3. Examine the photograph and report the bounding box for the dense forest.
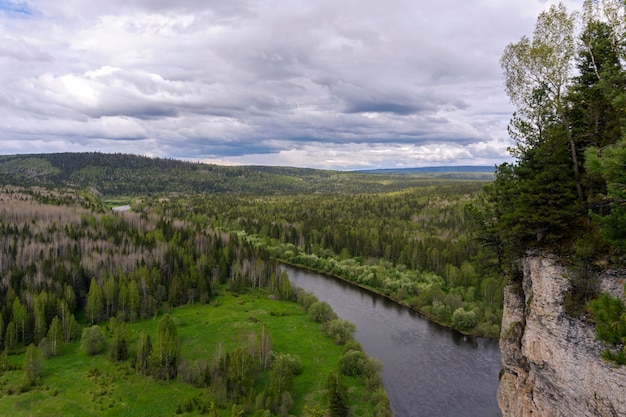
[473,1,626,362]
[0,152,492,196]
[1,4,625,415]
[0,152,503,338]
[139,184,504,337]
[0,186,391,415]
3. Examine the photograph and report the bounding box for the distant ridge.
[0,152,493,196]
[356,165,495,174]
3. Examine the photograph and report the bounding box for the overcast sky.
[0,0,582,170]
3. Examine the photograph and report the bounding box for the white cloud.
[0,0,583,169]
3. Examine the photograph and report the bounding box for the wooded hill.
[0,153,489,196]
[0,153,503,338]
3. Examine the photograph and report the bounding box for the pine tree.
[86,278,103,324]
[326,371,349,417]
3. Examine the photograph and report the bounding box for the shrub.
[587,293,626,345]
[81,325,106,356]
[323,319,356,345]
[296,290,319,311]
[452,308,478,331]
[338,350,369,377]
[308,301,337,323]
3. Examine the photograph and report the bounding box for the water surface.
[282,265,502,417]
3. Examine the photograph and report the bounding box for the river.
[281,265,502,417]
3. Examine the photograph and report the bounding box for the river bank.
[283,265,502,417]
[278,258,499,339]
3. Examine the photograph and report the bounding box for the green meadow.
[0,289,377,416]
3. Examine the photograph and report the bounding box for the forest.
[473,0,626,362]
[1,3,626,415]
[137,183,504,338]
[0,155,504,416]
[0,152,491,196]
[0,186,391,416]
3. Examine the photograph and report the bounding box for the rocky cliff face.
[498,255,626,417]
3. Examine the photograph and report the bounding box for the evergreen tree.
[585,139,626,251]
[86,278,103,324]
[481,1,626,268]
[110,322,129,362]
[326,371,349,417]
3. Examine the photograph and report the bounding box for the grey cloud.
[0,0,582,169]
[0,38,53,61]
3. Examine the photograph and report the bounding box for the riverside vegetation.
[0,186,390,416]
[0,154,503,415]
[0,154,503,339]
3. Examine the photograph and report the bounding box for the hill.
[0,153,492,196]
[356,165,495,173]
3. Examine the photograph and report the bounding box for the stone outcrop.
[498,255,626,417]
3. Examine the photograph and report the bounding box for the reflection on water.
[282,265,502,417]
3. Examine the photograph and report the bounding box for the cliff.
[498,255,626,417]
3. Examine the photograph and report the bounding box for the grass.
[0,288,376,416]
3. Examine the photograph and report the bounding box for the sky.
[0,0,583,170]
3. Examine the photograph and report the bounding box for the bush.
[323,319,356,345]
[308,301,337,323]
[588,293,626,345]
[338,350,369,377]
[81,325,106,356]
[452,308,478,331]
[296,289,318,311]
[23,344,43,389]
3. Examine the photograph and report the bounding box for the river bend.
[282,265,502,417]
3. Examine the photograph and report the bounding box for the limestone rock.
[498,255,626,417]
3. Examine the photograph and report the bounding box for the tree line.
[0,185,392,415]
[0,152,481,196]
[138,183,504,338]
[472,1,626,362]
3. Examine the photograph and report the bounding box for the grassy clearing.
[0,289,376,416]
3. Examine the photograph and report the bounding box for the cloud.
[0,0,583,169]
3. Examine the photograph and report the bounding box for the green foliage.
[0,181,389,415]
[22,343,43,389]
[47,316,63,357]
[81,325,106,356]
[323,319,356,345]
[338,350,369,377]
[0,152,489,196]
[326,371,350,417]
[479,1,626,285]
[135,331,152,374]
[5,322,17,353]
[308,302,337,323]
[585,139,626,251]
[151,314,179,380]
[110,322,130,362]
[265,353,302,414]
[452,308,478,331]
[601,347,626,365]
[587,293,626,345]
[86,278,103,325]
